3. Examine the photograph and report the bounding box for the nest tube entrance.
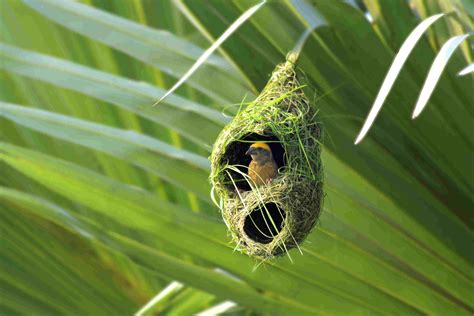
[243,203,286,244]
[209,56,323,260]
[222,179,323,259]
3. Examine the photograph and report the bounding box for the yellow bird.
[245,142,278,186]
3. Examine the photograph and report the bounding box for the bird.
[245,142,278,187]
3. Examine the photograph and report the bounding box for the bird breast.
[248,159,278,186]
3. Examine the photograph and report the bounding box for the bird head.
[245,142,273,163]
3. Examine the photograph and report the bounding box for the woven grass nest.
[210,55,323,260]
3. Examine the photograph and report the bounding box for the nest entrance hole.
[222,133,285,191]
[243,203,286,244]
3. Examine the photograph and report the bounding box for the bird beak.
[245,148,256,156]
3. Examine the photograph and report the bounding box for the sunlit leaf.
[412,33,471,118]
[354,13,445,144]
[458,62,474,76]
[156,1,265,104]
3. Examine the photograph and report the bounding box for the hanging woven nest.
[209,54,323,260]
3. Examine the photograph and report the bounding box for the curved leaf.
[412,34,471,118]
[354,13,444,143]
[157,1,265,104]
[458,63,474,76]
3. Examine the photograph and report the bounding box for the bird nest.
[209,55,323,260]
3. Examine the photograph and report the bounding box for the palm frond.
[1,0,472,314]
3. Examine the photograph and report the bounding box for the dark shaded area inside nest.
[243,203,286,244]
[221,133,285,191]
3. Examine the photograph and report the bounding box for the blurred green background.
[0,0,473,315]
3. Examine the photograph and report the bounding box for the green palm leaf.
[1,0,472,314]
